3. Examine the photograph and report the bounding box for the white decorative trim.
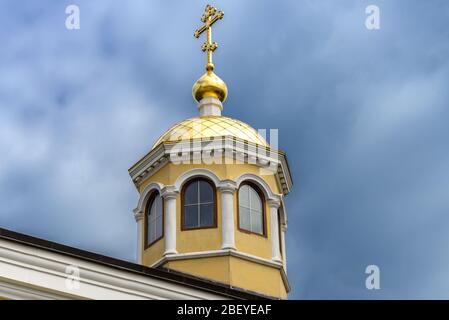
[0,239,230,300]
[278,198,287,272]
[280,225,287,274]
[280,197,288,227]
[269,204,282,264]
[268,198,281,209]
[278,154,293,194]
[217,180,237,193]
[198,97,223,116]
[218,180,237,250]
[136,182,165,213]
[133,208,144,222]
[131,149,169,187]
[133,208,145,264]
[152,249,282,269]
[173,168,221,191]
[134,211,144,265]
[161,185,178,199]
[235,173,281,202]
[128,137,292,196]
[162,188,178,255]
[0,281,74,300]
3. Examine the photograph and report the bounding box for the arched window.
[146,193,163,247]
[182,178,216,230]
[238,182,265,235]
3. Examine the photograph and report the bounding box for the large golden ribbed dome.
[152,116,269,149]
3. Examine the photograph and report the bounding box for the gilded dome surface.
[152,116,269,149]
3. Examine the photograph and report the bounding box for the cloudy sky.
[1,0,449,299]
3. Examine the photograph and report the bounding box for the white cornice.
[128,137,293,196]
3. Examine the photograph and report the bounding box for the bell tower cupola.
[129,4,293,299]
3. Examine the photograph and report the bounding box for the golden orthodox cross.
[194,4,224,72]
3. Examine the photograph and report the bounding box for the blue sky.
[1,0,449,299]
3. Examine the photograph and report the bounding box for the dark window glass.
[184,205,198,228]
[200,180,214,203]
[251,211,263,234]
[146,193,163,246]
[199,203,214,226]
[184,182,198,205]
[238,184,264,235]
[239,206,250,230]
[182,179,215,229]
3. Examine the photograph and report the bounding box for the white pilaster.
[281,223,287,273]
[198,96,223,116]
[218,180,237,250]
[133,208,144,264]
[161,186,178,256]
[268,199,282,263]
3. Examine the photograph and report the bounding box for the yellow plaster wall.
[229,256,287,299]
[165,256,230,284]
[234,200,272,260]
[142,236,165,266]
[163,256,287,299]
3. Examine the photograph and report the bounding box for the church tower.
[129,5,293,299]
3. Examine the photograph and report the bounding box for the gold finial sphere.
[193,4,227,103]
[192,69,228,102]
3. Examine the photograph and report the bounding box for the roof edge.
[0,227,271,300]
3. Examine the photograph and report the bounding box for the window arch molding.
[181,177,217,230]
[174,168,221,192]
[235,173,276,201]
[237,181,267,236]
[136,182,165,214]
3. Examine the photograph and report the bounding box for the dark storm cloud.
[0,0,448,299]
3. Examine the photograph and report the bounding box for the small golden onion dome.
[152,116,268,149]
[192,69,228,102]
